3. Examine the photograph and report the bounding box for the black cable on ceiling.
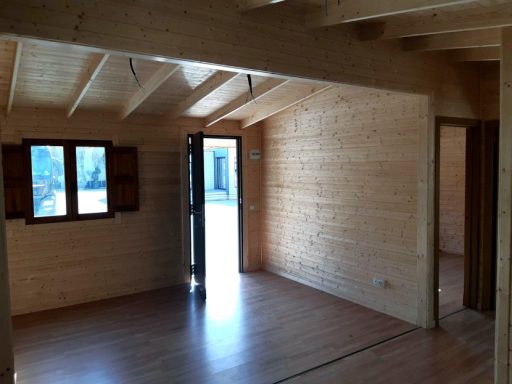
[247,74,255,101]
[129,58,143,89]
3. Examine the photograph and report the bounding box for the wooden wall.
[0,109,183,315]
[439,127,466,255]
[0,0,483,328]
[479,61,500,121]
[438,62,480,119]
[261,86,424,324]
[0,109,261,315]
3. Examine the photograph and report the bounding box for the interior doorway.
[188,134,242,300]
[434,117,499,321]
[438,125,467,318]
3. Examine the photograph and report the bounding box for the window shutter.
[2,145,25,219]
[112,147,139,211]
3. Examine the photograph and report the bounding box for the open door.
[189,132,206,300]
[480,120,499,311]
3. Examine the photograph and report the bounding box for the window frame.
[23,139,114,225]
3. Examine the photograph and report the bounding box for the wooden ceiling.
[0,38,331,128]
[242,0,507,62]
[0,1,506,125]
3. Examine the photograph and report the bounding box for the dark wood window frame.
[23,139,114,225]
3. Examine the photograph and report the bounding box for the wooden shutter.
[112,147,139,211]
[2,145,25,219]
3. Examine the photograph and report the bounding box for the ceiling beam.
[241,84,332,129]
[169,71,239,120]
[6,41,22,116]
[360,2,512,40]
[306,0,476,28]
[206,78,288,127]
[239,0,285,11]
[120,63,180,119]
[402,29,501,51]
[448,46,500,61]
[67,53,109,118]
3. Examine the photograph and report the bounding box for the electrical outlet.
[372,278,386,288]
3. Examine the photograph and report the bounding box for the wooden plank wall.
[261,86,424,324]
[479,61,500,121]
[0,109,184,315]
[437,63,481,119]
[439,126,466,255]
[0,109,261,315]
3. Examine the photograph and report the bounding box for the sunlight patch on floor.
[205,199,240,321]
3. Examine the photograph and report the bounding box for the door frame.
[434,116,481,322]
[203,134,244,274]
[180,123,259,286]
[480,120,499,311]
[188,132,206,299]
[186,134,244,281]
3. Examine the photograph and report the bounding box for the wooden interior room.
[0,1,510,383]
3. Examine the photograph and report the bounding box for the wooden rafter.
[402,29,501,51]
[241,85,332,128]
[6,41,22,116]
[120,63,180,119]
[360,2,512,40]
[306,0,476,28]
[239,0,285,11]
[448,46,499,62]
[169,71,239,120]
[67,53,109,118]
[206,78,288,127]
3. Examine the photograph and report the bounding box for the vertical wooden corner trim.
[495,26,512,384]
[417,95,436,329]
[0,143,15,383]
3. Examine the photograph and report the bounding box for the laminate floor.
[284,309,494,384]
[13,271,414,384]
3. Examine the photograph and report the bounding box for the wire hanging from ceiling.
[129,58,143,89]
[247,74,256,103]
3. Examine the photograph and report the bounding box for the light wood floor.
[12,271,493,384]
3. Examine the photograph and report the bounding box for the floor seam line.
[273,307,470,383]
[272,326,420,383]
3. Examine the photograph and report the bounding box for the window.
[75,146,108,214]
[30,144,67,218]
[24,139,114,224]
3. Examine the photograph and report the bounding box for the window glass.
[30,145,66,217]
[76,146,108,214]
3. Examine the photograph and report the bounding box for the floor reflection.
[204,199,241,321]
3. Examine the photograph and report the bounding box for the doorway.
[437,124,467,318]
[188,133,243,300]
[434,117,499,321]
